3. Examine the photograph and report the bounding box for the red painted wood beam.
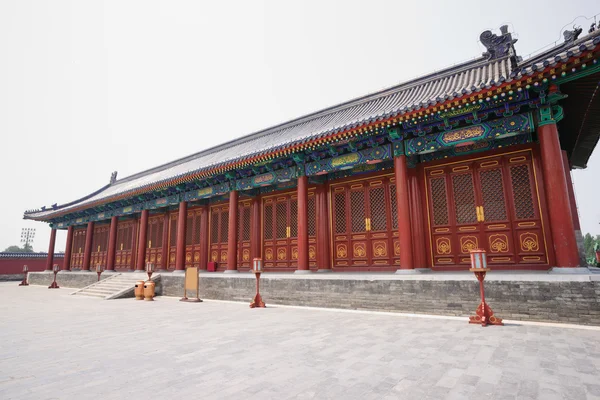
[316,183,331,271]
[297,175,310,272]
[106,216,118,271]
[63,226,74,271]
[175,201,187,271]
[135,210,149,271]
[250,196,261,262]
[45,228,56,271]
[199,206,209,270]
[82,222,94,271]
[226,191,239,273]
[394,156,414,270]
[538,123,579,267]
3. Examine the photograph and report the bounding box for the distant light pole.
[20,228,36,251]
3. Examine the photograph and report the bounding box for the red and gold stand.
[469,268,503,327]
[250,258,265,308]
[48,264,60,289]
[19,265,29,286]
[468,249,502,327]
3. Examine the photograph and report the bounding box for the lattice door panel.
[115,221,136,270]
[425,150,549,268]
[70,228,87,269]
[477,163,516,265]
[331,176,396,270]
[209,206,229,266]
[186,209,204,268]
[168,214,178,269]
[506,155,547,265]
[145,216,164,266]
[237,203,252,268]
[262,195,296,269]
[90,225,110,269]
[368,183,392,266]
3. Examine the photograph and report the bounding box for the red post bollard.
[146,262,155,282]
[19,265,29,286]
[48,264,60,289]
[468,249,502,327]
[96,264,104,282]
[250,258,266,308]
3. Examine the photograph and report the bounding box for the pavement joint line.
[164,296,600,331]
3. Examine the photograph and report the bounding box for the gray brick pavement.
[1,282,599,399]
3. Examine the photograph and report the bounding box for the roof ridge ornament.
[480,25,518,63]
[563,25,583,44]
[110,171,118,184]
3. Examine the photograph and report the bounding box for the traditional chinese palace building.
[25,26,600,274]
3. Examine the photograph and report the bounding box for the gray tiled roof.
[25,30,600,220]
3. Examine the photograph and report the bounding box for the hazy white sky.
[1,0,599,253]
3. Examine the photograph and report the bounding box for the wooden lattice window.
[430,177,449,226]
[186,214,193,246]
[276,202,287,239]
[390,184,398,230]
[170,217,177,247]
[308,196,316,237]
[219,210,228,243]
[334,191,347,234]
[452,174,477,224]
[510,164,535,220]
[241,207,251,241]
[290,199,298,238]
[264,203,273,240]
[193,213,202,245]
[369,187,387,232]
[211,210,219,244]
[480,169,507,222]
[350,191,366,232]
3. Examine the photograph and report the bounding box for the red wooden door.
[145,215,165,266]
[237,201,252,269]
[168,213,177,270]
[209,204,229,267]
[186,209,204,268]
[331,175,397,270]
[425,149,549,268]
[70,228,86,269]
[115,220,136,270]
[90,225,109,269]
[262,192,316,270]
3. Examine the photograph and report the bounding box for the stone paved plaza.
[1,283,600,399]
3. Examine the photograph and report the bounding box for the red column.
[409,168,427,269]
[296,175,310,273]
[561,151,581,231]
[82,221,94,271]
[63,226,74,271]
[199,205,209,270]
[160,213,169,271]
[394,156,414,271]
[136,210,149,271]
[226,191,239,273]
[250,196,261,261]
[316,183,331,271]
[538,122,579,267]
[175,201,187,272]
[106,216,118,271]
[45,228,57,271]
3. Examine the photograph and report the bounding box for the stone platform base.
[29,271,115,288]
[159,271,600,325]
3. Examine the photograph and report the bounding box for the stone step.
[80,289,115,296]
[96,282,137,288]
[74,292,107,298]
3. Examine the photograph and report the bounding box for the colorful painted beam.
[304,144,391,176]
[405,113,534,156]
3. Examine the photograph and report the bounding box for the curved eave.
[25,35,600,222]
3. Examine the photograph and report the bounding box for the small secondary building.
[24,26,600,274]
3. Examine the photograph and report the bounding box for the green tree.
[2,244,34,253]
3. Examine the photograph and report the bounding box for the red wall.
[0,255,64,275]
